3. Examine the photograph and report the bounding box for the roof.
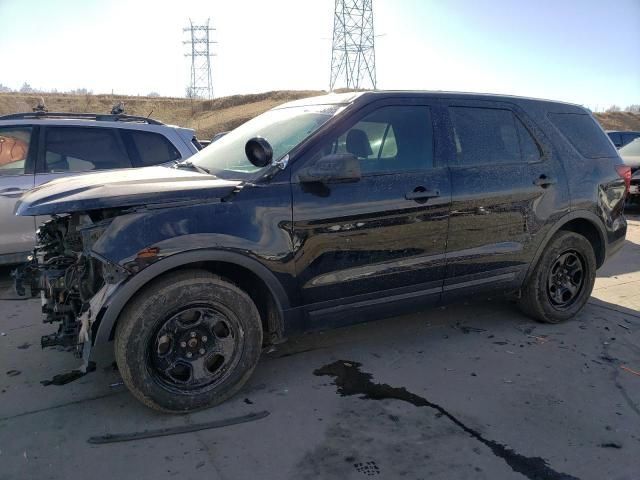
[0,111,164,125]
[274,90,586,113]
[275,92,365,109]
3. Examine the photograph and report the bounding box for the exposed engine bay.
[15,211,128,360]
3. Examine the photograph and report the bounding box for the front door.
[291,100,451,325]
[0,126,36,261]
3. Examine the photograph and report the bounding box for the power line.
[329,0,377,91]
[183,18,216,100]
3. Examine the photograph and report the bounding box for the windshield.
[188,104,345,179]
[620,138,640,156]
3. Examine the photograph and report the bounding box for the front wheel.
[519,231,596,323]
[115,270,263,413]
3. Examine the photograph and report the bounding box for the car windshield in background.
[189,104,345,179]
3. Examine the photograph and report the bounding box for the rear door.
[291,99,451,325]
[442,101,568,299]
[0,125,37,261]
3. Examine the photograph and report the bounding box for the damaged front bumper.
[14,213,130,367]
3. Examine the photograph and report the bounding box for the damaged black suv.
[14,92,628,412]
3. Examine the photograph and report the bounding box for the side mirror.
[298,153,361,184]
[245,137,273,167]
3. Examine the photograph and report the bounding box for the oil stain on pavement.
[314,360,579,480]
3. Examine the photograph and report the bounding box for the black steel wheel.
[149,305,242,394]
[546,250,585,309]
[519,231,596,323]
[115,270,262,412]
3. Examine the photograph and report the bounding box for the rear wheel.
[519,231,596,323]
[115,269,262,412]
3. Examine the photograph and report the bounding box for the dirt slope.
[0,90,326,139]
[1,92,638,139]
[593,112,640,131]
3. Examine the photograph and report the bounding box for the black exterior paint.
[16,91,628,357]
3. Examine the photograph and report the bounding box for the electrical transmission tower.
[329,0,377,91]
[183,18,216,99]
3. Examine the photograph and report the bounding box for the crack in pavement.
[315,360,579,480]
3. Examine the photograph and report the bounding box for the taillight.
[616,165,631,194]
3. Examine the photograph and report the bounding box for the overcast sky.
[0,0,638,110]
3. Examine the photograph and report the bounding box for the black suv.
[15,92,628,412]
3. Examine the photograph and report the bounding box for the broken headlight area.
[14,212,129,358]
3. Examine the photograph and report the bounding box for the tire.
[115,269,263,413]
[519,231,596,323]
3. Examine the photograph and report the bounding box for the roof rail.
[0,111,164,125]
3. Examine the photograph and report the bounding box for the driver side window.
[316,105,433,175]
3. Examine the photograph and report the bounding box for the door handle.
[405,187,440,201]
[533,175,557,188]
[0,187,28,198]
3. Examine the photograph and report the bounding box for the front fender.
[90,249,291,362]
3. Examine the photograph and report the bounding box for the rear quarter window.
[123,130,181,167]
[548,113,617,158]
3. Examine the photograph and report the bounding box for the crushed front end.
[14,212,129,363]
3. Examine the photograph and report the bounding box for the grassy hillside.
[0,91,327,139]
[1,91,638,139]
[594,112,640,131]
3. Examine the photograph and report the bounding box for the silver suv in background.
[0,110,200,265]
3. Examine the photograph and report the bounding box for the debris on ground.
[453,323,487,334]
[16,342,31,349]
[620,365,640,377]
[88,411,270,444]
[6,369,21,377]
[527,335,550,345]
[40,362,96,386]
[599,442,622,449]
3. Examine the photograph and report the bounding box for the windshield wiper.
[173,161,213,175]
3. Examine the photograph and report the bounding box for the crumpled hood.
[15,166,242,216]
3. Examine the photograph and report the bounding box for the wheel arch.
[525,211,607,283]
[93,250,290,350]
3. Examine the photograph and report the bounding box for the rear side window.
[449,107,541,165]
[123,130,181,167]
[608,132,622,147]
[0,127,32,176]
[44,127,132,173]
[548,113,617,158]
[622,132,640,146]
